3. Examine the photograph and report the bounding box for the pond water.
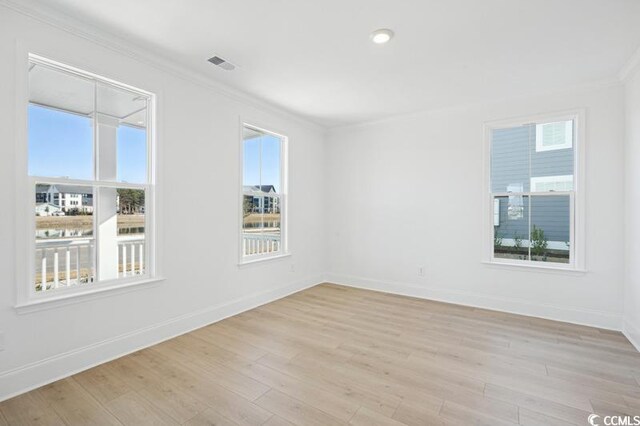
[36,225,145,239]
[243,221,280,229]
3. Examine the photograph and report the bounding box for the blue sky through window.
[28,105,93,179]
[117,125,147,183]
[243,133,282,192]
[28,104,147,183]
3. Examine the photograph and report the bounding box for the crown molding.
[0,0,326,132]
[328,77,621,133]
[619,45,640,83]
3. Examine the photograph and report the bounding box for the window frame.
[482,110,586,271]
[15,51,160,310]
[238,122,289,265]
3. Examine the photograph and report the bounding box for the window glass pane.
[261,134,282,193]
[96,187,146,281]
[117,188,146,277]
[242,196,281,257]
[535,120,573,151]
[243,131,263,256]
[243,129,262,187]
[35,184,95,291]
[243,193,262,232]
[97,82,149,183]
[242,126,283,257]
[117,125,147,184]
[491,118,575,266]
[531,121,574,192]
[264,193,281,254]
[260,135,282,255]
[491,125,532,193]
[530,195,570,264]
[29,63,95,179]
[493,195,529,261]
[244,196,264,255]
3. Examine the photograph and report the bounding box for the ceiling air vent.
[208,56,236,71]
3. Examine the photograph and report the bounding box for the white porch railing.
[118,236,145,278]
[36,236,145,291]
[243,233,280,256]
[36,238,94,291]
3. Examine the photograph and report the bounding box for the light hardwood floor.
[2,283,640,425]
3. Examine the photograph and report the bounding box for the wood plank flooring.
[2,283,640,425]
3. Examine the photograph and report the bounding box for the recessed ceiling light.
[371,29,394,44]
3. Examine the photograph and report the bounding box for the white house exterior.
[35,184,94,214]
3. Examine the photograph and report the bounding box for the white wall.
[0,6,326,400]
[624,64,640,351]
[325,84,626,330]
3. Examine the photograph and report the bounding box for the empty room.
[1,0,640,425]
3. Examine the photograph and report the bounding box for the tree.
[243,195,254,217]
[117,189,145,214]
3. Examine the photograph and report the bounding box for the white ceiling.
[31,0,640,127]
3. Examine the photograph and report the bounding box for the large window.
[487,113,582,269]
[241,125,287,262]
[27,55,155,297]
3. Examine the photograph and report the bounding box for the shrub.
[531,225,548,257]
[513,232,522,250]
[494,231,503,249]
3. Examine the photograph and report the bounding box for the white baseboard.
[325,273,622,331]
[0,275,323,403]
[624,319,640,352]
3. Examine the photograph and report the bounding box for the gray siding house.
[491,123,573,248]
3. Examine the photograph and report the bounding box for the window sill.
[482,260,586,275]
[15,277,166,314]
[238,253,291,267]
